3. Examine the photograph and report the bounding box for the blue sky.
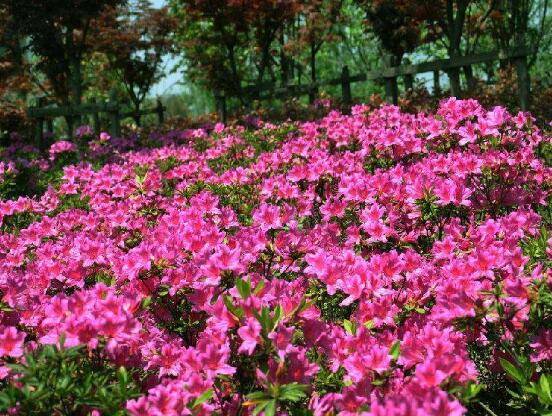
[150,0,183,96]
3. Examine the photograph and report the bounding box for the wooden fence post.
[35,97,46,149]
[90,98,100,134]
[404,74,414,92]
[66,112,74,140]
[463,64,476,91]
[403,59,413,92]
[383,55,399,105]
[35,116,44,150]
[308,84,318,105]
[341,65,352,106]
[433,70,441,96]
[215,91,227,124]
[26,124,33,145]
[514,54,530,111]
[47,119,53,134]
[109,89,121,138]
[384,78,399,105]
[447,60,462,97]
[156,98,165,126]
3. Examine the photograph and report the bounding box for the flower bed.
[0,98,551,415]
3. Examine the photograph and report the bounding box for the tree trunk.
[66,29,83,130]
[133,102,142,126]
[66,31,82,105]
[309,40,317,104]
[448,68,462,97]
[226,42,245,105]
[463,65,476,92]
[280,31,288,87]
[445,0,471,97]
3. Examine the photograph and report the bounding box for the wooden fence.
[215,46,533,123]
[26,46,533,137]
[27,89,165,149]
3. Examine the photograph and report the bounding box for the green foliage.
[363,147,396,174]
[147,285,207,346]
[51,194,91,216]
[0,342,140,415]
[498,355,552,414]
[0,211,41,234]
[179,181,259,225]
[307,281,357,322]
[0,170,18,199]
[245,382,308,416]
[312,359,345,396]
[155,155,181,173]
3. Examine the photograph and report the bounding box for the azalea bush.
[0,98,551,415]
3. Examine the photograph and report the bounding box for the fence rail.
[216,46,534,123]
[26,46,533,137]
[27,89,165,149]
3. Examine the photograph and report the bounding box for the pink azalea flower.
[237,317,262,355]
[0,327,26,358]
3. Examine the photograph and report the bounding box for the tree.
[170,0,250,101]
[96,1,177,124]
[0,5,34,133]
[490,0,550,65]
[0,0,125,107]
[170,0,304,105]
[294,0,344,101]
[358,0,441,65]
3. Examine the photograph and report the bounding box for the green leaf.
[389,340,401,361]
[279,383,308,402]
[538,374,552,404]
[251,399,273,416]
[191,388,213,408]
[246,391,271,403]
[117,366,129,387]
[140,296,152,310]
[500,358,525,384]
[254,279,265,295]
[223,296,244,320]
[343,319,356,336]
[461,381,482,401]
[58,375,71,390]
[263,399,276,416]
[236,278,251,300]
[255,307,273,333]
[523,382,538,395]
[505,386,522,398]
[273,304,283,329]
[58,333,66,350]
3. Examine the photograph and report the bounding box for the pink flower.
[200,344,235,379]
[344,345,391,382]
[268,324,295,360]
[99,132,111,142]
[252,203,282,231]
[0,97,549,414]
[0,327,26,358]
[415,360,448,387]
[530,330,552,362]
[211,245,241,272]
[435,179,471,206]
[237,317,262,355]
[48,140,77,160]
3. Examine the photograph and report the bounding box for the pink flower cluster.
[0,161,16,183]
[0,98,551,415]
[48,140,77,161]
